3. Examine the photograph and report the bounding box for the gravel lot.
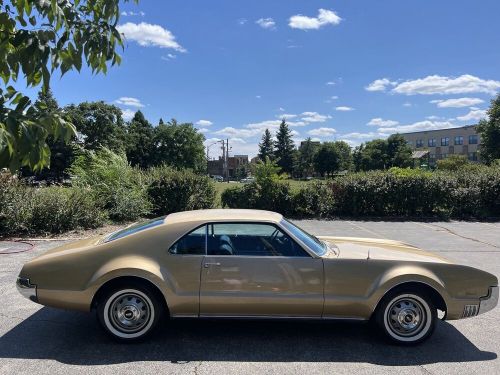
[1,220,499,375]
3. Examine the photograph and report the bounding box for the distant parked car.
[240,177,255,184]
[17,209,498,343]
[212,175,224,182]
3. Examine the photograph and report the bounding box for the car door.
[199,222,324,317]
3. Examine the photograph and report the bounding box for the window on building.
[406,140,412,146]
[469,135,478,144]
[441,153,448,159]
[468,152,478,161]
[416,139,423,148]
[428,138,436,147]
[441,137,449,146]
[429,154,436,162]
[454,136,463,145]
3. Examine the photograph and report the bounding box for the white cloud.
[255,95,261,99]
[335,106,355,111]
[426,115,443,120]
[278,107,285,112]
[237,18,248,25]
[300,111,332,123]
[367,118,399,127]
[430,97,485,108]
[214,127,260,138]
[276,113,297,119]
[161,53,177,61]
[121,108,135,121]
[197,128,210,133]
[377,121,458,134]
[326,81,336,86]
[308,127,337,137]
[456,109,488,122]
[365,78,397,92]
[403,102,412,107]
[341,132,381,140]
[392,74,500,95]
[289,9,342,30]
[121,11,146,17]
[256,18,276,29]
[115,97,144,108]
[196,120,213,126]
[117,22,186,51]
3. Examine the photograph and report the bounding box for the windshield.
[280,219,327,256]
[104,217,165,243]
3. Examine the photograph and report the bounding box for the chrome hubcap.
[387,297,425,337]
[109,292,150,333]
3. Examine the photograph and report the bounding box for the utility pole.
[225,138,230,183]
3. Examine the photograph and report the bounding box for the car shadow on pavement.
[0,307,496,366]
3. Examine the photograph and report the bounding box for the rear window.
[104,217,165,242]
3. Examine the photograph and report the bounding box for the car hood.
[318,236,451,264]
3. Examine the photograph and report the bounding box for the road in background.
[1,220,499,375]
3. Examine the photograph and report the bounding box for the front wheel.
[97,284,162,342]
[375,290,436,345]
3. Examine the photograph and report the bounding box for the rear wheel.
[375,290,436,345]
[97,283,162,342]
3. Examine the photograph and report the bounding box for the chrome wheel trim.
[103,289,155,339]
[383,294,432,342]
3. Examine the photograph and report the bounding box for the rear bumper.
[16,277,38,302]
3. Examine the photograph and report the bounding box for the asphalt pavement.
[1,220,499,375]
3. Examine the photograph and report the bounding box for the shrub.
[70,148,151,221]
[221,180,293,215]
[292,181,335,218]
[147,166,216,215]
[0,179,105,236]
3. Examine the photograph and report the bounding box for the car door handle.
[204,262,221,268]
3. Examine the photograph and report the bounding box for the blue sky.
[46,0,500,158]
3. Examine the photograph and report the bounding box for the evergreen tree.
[258,129,274,161]
[125,111,155,168]
[298,137,319,177]
[274,120,296,174]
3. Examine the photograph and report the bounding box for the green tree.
[297,137,319,177]
[314,142,339,176]
[31,89,74,180]
[125,110,154,168]
[333,140,353,171]
[387,134,413,168]
[477,94,500,164]
[353,139,389,171]
[258,128,274,161]
[65,101,126,152]
[274,120,296,174]
[0,0,130,172]
[153,119,206,172]
[253,157,281,185]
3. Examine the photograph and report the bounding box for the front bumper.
[16,277,38,302]
[479,286,499,315]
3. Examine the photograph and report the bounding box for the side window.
[169,226,206,255]
[207,223,309,257]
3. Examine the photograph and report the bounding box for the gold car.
[17,209,498,344]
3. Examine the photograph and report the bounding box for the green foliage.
[0,0,131,172]
[70,148,151,221]
[258,128,274,161]
[66,101,126,152]
[292,181,335,218]
[354,135,412,171]
[253,157,282,184]
[274,120,296,174]
[297,138,319,177]
[0,177,105,235]
[147,166,216,216]
[152,119,206,173]
[477,94,500,164]
[314,141,352,176]
[436,155,470,171]
[125,111,154,168]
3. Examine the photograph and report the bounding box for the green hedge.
[0,180,106,236]
[147,166,216,216]
[221,167,500,219]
